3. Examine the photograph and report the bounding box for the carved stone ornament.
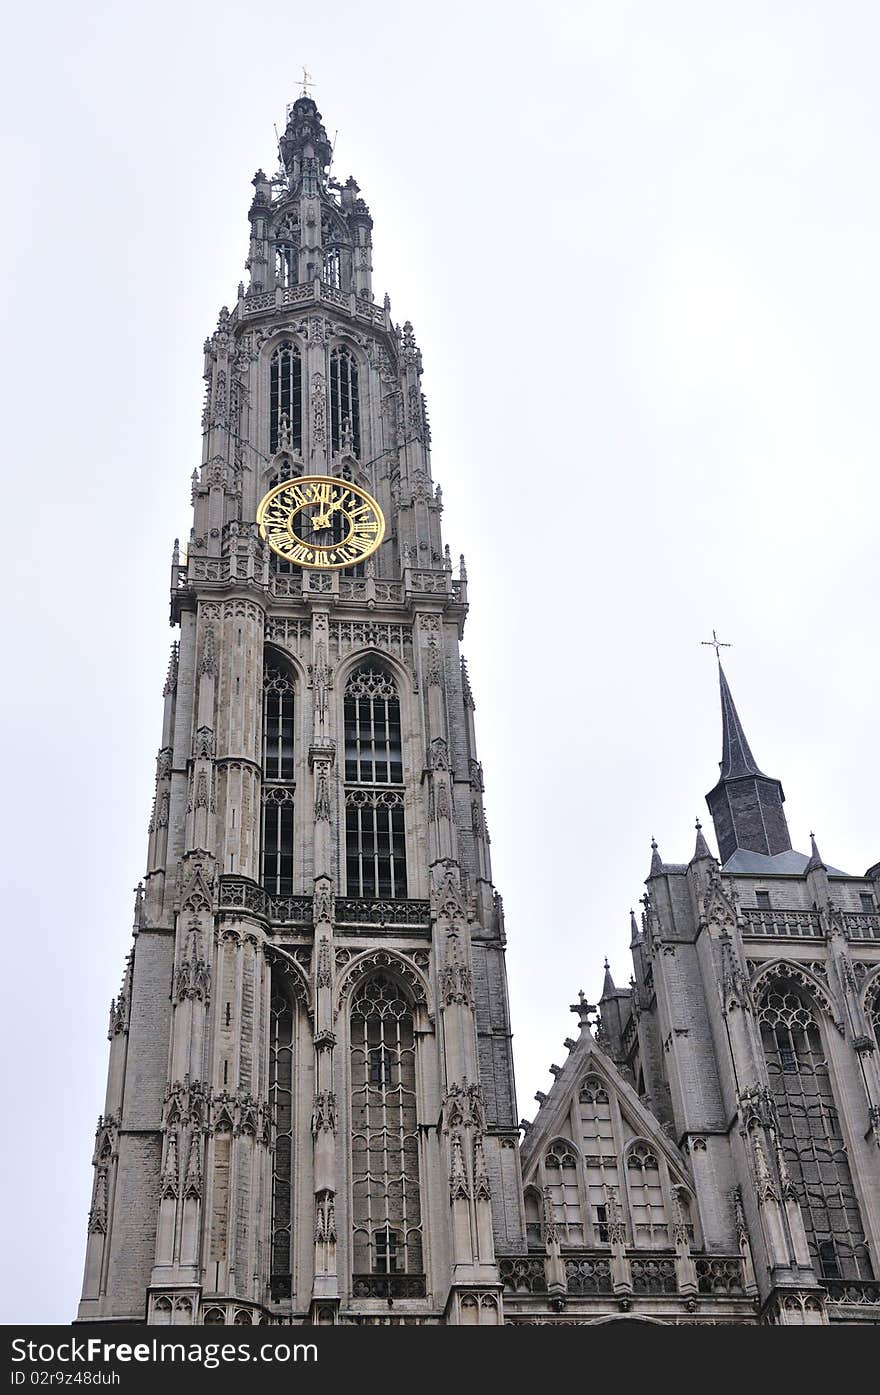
[473,1134,492,1202]
[178,860,215,915]
[194,727,215,760]
[315,936,333,988]
[429,737,450,770]
[199,628,217,677]
[314,762,332,822]
[449,1131,470,1201]
[442,1079,487,1134]
[311,1092,337,1136]
[311,370,327,447]
[439,960,472,1008]
[313,881,334,926]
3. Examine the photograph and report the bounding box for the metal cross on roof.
[299,67,315,97]
[701,629,732,660]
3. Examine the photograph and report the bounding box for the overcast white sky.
[1,0,877,1323]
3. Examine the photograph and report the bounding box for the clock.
[256,475,385,570]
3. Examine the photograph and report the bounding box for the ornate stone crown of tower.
[79,95,520,1326]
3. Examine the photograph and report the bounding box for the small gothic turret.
[705,662,792,866]
[691,818,713,863]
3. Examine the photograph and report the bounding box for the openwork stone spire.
[279,96,333,184]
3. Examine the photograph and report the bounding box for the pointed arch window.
[759,981,872,1280]
[269,986,294,1291]
[625,1143,668,1248]
[524,1186,543,1247]
[269,342,303,455]
[578,1075,621,1245]
[543,1141,586,1245]
[323,247,341,289]
[344,665,407,900]
[350,974,423,1288]
[261,657,296,896]
[275,245,296,289]
[330,346,360,457]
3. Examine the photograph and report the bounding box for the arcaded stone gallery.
[78,94,880,1326]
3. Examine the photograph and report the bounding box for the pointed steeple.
[691,819,713,862]
[600,958,616,1000]
[705,662,792,867]
[806,831,825,873]
[629,908,642,947]
[718,663,764,779]
[648,838,663,877]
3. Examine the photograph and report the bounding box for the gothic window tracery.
[261,656,296,895]
[524,1186,543,1247]
[344,664,407,899]
[330,346,360,457]
[543,1141,586,1245]
[269,342,303,455]
[578,1075,621,1245]
[625,1143,668,1248]
[350,974,422,1280]
[268,987,294,1289]
[759,981,872,1280]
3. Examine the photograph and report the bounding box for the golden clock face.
[256,475,385,570]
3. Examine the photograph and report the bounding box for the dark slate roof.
[723,848,849,876]
[718,662,766,780]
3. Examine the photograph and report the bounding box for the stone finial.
[629,908,642,947]
[692,818,712,862]
[806,831,826,873]
[600,958,616,999]
[649,838,663,877]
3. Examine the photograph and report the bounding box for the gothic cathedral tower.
[78,96,522,1326]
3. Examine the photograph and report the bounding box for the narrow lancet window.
[261,657,296,896]
[330,346,360,456]
[344,665,406,900]
[269,342,303,455]
[269,988,294,1289]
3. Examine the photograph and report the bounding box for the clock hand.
[311,493,348,530]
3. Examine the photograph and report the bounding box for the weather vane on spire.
[299,67,315,98]
[701,629,731,661]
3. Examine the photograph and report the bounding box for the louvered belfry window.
[759,982,873,1280]
[269,341,303,455]
[344,665,407,900]
[329,346,360,456]
[261,658,296,896]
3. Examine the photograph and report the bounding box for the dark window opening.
[269,342,303,455]
[818,1240,841,1279]
[330,346,360,456]
[756,890,772,910]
